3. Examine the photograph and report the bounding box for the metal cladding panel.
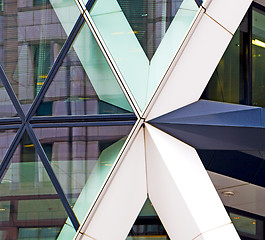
[78,128,147,240]
[149,100,265,150]
[145,124,237,239]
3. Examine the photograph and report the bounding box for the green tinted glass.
[0,131,69,239]
[35,23,133,116]
[127,198,169,239]
[89,0,199,110]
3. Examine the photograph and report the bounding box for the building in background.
[0,0,265,239]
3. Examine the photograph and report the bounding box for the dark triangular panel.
[0,130,70,239]
[149,100,265,150]
[127,198,170,239]
[197,150,263,183]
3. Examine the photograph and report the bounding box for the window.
[202,3,265,108]
[33,0,49,6]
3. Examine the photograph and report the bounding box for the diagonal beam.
[0,66,25,122]
[25,0,97,122]
[25,123,80,231]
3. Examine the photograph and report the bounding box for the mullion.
[0,66,26,122]
[30,114,137,123]
[194,0,203,7]
[31,121,136,128]
[25,123,80,231]
[25,0,97,123]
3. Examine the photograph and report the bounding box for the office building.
[0,0,264,239]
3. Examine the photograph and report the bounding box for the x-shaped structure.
[0,0,256,239]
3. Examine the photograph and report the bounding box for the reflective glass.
[0,131,68,239]
[201,29,242,104]
[116,0,182,60]
[228,210,264,240]
[89,0,199,110]
[127,198,170,239]
[0,78,18,118]
[0,0,80,114]
[35,23,133,116]
[252,8,265,107]
[34,125,133,225]
[0,129,18,164]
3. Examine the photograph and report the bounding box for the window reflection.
[202,5,265,108]
[117,0,183,60]
[0,131,67,240]
[0,0,78,115]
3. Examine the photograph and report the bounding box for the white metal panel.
[203,0,252,34]
[79,128,147,240]
[79,234,94,240]
[208,171,248,190]
[217,183,265,217]
[194,224,240,240]
[146,13,232,120]
[145,124,238,239]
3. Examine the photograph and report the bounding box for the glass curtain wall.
[202,3,265,108]
[0,0,136,239]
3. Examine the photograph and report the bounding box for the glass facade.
[202,4,265,108]
[2,0,264,239]
[127,198,169,240]
[0,0,136,238]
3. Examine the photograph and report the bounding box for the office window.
[33,0,49,6]
[202,3,265,108]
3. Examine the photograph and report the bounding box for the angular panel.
[0,130,69,239]
[198,150,263,183]
[35,22,132,116]
[126,198,169,239]
[148,0,199,100]
[78,128,147,240]
[150,100,265,150]
[34,124,133,226]
[203,0,252,34]
[146,12,232,120]
[90,0,149,110]
[88,0,200,110]
[194,224,240,240]
[0,0,80,114]
[145,124,238,239]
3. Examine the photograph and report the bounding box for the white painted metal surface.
[145,124,238,239]
[77,128,147,240]
[146,12,232,120]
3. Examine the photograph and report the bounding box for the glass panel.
[0,78,18,118]
[0,0,80,114]
[228,211,264,240]
[252,8,265,107]
[201,28,242,104]
[127,198,170,239]
[89,0,199,110]
[0,131,69,239]
[0,129,18,164]
[116,0,182,60]
[35,22,133,116]
[34,124,133,225]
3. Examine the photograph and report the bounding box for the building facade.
[0,0,265,239]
